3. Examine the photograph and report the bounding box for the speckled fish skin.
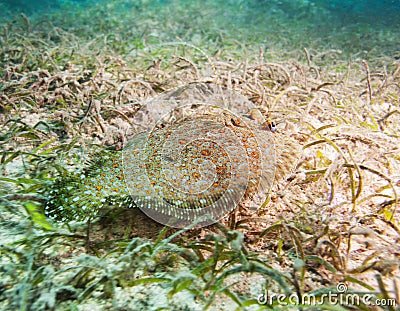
[45,150,134,222]
[45,111,276,223]
[45,83,282,223]
[121,112,255,225]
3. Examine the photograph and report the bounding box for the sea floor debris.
[1,1,399,310]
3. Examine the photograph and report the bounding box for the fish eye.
[268,121,277,132]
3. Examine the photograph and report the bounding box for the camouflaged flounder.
[45,83,300,225]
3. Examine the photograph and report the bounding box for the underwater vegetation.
[0,0,399,310]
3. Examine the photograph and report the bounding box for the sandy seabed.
[1,1,399,310]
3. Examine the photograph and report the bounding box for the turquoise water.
[2,0,400,24]
[1,0,399,59]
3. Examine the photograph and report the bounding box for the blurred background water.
[2,0,399,24]
[0,0,399,59]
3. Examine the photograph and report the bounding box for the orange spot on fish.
[201,149,211,156]
[251,151,259,159]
